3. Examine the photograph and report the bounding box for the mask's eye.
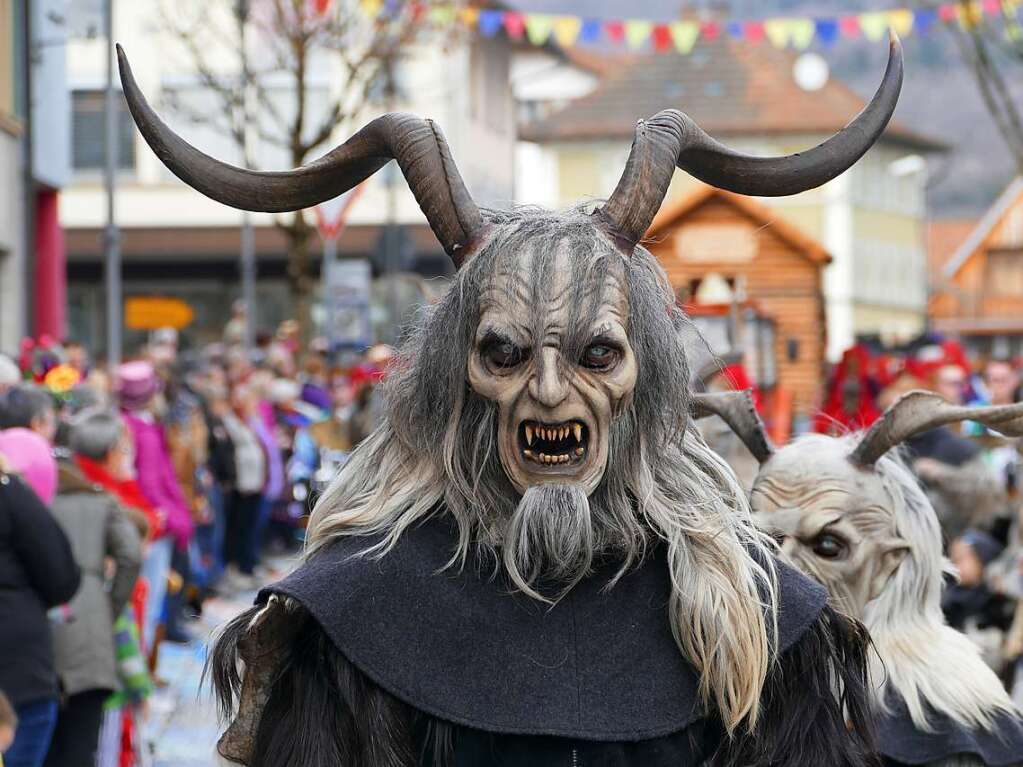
[810,532,847,560]
[580,342,621,371]
[483,339,526,371]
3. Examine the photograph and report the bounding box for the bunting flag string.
[361,0,1023,54]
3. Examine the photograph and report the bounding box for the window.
[71,90,136,171]
[986,250,1023,296]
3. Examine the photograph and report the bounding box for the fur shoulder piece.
[210,517,832,762]
[877,695,1023,767]
[716,604,879,767]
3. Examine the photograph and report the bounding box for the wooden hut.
[930,178,1023,357]
[646,185,831,420]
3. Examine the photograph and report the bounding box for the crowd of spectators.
[0,321,392,767]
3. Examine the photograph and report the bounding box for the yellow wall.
[852,208,921,248]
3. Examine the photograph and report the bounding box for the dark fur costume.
[209,518,878,767]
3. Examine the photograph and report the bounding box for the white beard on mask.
[502,483,593,601]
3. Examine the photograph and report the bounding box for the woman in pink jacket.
[117,362,193,650]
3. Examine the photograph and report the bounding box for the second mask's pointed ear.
[868,537,910,602]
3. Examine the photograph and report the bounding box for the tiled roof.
[520,37,945,150]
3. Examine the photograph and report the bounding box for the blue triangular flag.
[478,9,503,37]
[913,8,937,35]
[579,18,602,44]
[815,18,839,47]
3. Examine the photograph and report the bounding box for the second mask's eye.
[483,340,527,371]
[810,532,847,560]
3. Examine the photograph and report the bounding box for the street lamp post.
[104,0,121,368]
[236,0,257,352]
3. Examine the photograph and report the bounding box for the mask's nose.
[528,347,569,409]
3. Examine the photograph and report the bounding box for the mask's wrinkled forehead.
[753,442,897,535]
[476,219,628,362]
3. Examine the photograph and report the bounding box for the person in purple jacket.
[116,361,193,650]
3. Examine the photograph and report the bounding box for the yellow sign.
[125,297,195,330]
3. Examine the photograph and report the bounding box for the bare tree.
[159,0,454,338]
[943,1,1023,173]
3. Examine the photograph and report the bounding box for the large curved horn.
[690,390,774,464]
[117,45,483,264]
[850,390,1023,466]
[599,35,904,247]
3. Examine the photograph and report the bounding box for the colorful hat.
[116,361,161,411]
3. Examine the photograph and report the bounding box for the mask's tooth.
[573,423,582,442]
[523,449,533,460]
[575,447,584,456]
[526,425,534,445]
[561,426,568,440]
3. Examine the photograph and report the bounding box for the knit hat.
[959,529,1003,566]
[116,361,161,411]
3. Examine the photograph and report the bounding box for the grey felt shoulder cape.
[255,516,827,742]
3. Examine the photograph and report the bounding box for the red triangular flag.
[839,15,861,37]
[504,12,525,40]
[744,20,765,43]
[938,3,958,22]
[605,19,625,44]
[701,20,720,40]
[652,23,673,51]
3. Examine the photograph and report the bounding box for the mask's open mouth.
[518,420,589,466]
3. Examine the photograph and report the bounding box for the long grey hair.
[306,207,778,733]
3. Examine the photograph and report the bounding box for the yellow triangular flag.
[764,18,791,48]
[624,19,653,49]
[789,18,816,49]
[460,7,479,27]
[427,6,456,25]
[525,13,555,46]
[669,21,700,54]
[359,0,382,17]
[886,9,914,37]
[552,16,582,48]
[858,11,889,41]
[958,1,983,28]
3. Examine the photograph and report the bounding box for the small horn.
[599,35,903,248]
[117,45,483,264]
[690,390,774,464]
[850,390,1023,466]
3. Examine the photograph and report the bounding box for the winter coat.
[49,460,142,697]
[123,410,193,550]
[0,471,80,706]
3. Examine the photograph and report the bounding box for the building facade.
[0,0,26,354]
[517,38,943,361]
[61,1,517,351]
[930,178,1023,356]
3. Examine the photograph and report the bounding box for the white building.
[61,1,516,349]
